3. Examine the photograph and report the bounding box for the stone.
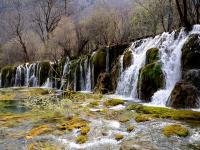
[167,81,199,108]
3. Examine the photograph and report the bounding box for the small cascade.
[106,47,109,73]
[115,38,155,97]
[15,65,24,87]
[73,67,77,91]
[80,62,85,91]
[43,78,52,88]
[85,61,92,91]
[60,57,70,89]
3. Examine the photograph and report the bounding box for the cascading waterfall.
[85,61,92,91]
[116,25,200,106]
[150,26,200,106]
[115,37,161,97]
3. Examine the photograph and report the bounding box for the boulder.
[182,34,200,71]
[138,62,164,101]
[94,73,112,94]
[146,48,159,65]
[167,81,199,108]
[123,50,133,69]
[183,69,200,92]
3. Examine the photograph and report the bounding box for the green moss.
[88,101,99,107]
[163,124,189,137]
[181,34,200,70]
[115,134,124,141]
[91,49,106,69]
[138,62,164,101]
[80,126,90,135]
[146,48,159,64]
[127,125,135,132]
[104,99,124,107]
[76,135,88,144]
[135,115,152,122]
[127,104,200,122]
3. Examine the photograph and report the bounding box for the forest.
[0,0,198,65]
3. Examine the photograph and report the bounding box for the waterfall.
[60,57,70,89]
[106,47,109,73]
[80,62,85,91]
[150,26,200,106]
[115,37,159,97]
[85,60,92,91]
[15,65,23,87]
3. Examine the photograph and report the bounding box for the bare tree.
[33,0,62,44]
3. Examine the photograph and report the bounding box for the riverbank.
[0,88,200,150]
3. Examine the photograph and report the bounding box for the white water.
[115,25,200,107]
[150,26,200,106]
[116,36,164,98]
[106,47,109,73]
[60,57,70,89]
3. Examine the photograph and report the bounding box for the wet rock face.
[110,57,121,91]
[167,81,199,108]
[182,34,200,70]
[183,69,200,92]
[123,50,132,70]
[145,48,159,65]
[94,73,112,94]
[138,62,164,102]
[1,66,16,87]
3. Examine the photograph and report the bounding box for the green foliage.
[135,115,152,122]
[115,134,124,141]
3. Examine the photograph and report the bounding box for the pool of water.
[0,100,29,113]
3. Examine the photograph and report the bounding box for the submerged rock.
[138,62,164,101]
[167,81,199,108]
[182,34,200,71]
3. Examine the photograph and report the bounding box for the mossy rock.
[39,61,51,86]
[127,104,200,122]
[123,50,133,69]
[76,135,88,144]
[127,125,135,132]
[115,134,124,141]
[167,81,199,108]
[1,65,16,87]
[135,115,152,122]
[88,101,99,107]
[25,125,50,140]
[146,48,159,65]
[162,124,189,137]
[80,126,90,135]
[182,34,200,70]
[104,99,124,107]
[138,62,164,101]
